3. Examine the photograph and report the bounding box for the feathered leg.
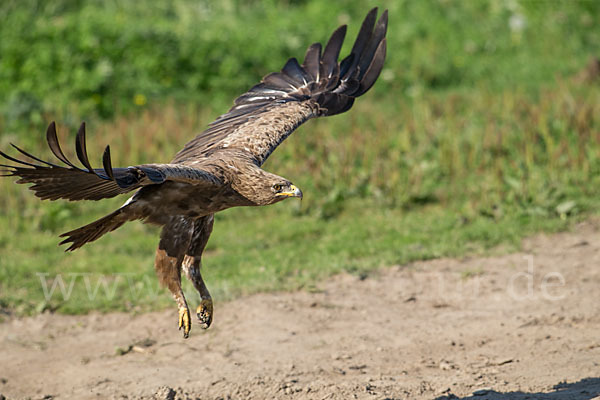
[155,216,194,338]
[182,214,215,329]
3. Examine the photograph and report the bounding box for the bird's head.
[230,166,303,206]
[270,180,303,203]
[251,176,303,205]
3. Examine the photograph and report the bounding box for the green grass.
[1,0,598,128]
[0,191,588,316]
[2,83,600,315]
[1,0,600,316]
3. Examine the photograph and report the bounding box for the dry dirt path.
[1,221,600,400]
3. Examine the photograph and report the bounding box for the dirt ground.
[1,221,600,400]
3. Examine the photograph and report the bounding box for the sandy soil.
[1,221,600,400]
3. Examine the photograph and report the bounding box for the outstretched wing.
[173,8,388,166]
[0,122,223,201]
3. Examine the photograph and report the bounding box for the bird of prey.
[1,8,388,338]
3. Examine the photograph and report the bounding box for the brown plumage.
[0,8,388,338]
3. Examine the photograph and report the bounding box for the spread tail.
[59,206,132,251]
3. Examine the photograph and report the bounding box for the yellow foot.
[196,299,213,329]
[178,306,191,338]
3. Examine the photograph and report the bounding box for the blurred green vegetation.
[1,0,598,128]
[1,0,600,317]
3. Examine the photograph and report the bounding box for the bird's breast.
[131,181,251,225]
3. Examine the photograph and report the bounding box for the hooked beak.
[276,184,303,199]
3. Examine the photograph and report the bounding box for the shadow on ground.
[436,378,600,400]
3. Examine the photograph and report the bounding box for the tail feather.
[59,207,131,251]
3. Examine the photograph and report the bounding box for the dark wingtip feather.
[0,148,38,167]
[321,25,347,79]
[47,121,57,143]
[376,10,389,43]
[302,43,322,81]
[350,7,378,62]
[357,9,388,82]
[281,57,309,86]
[339,53,355,79]
[46,121,77,168]
[102,145,115,180]
[262,72,298,91]
[10,143,59,167]
[75,122,95,173]
[380,9,389,27]
[354,38,387,96]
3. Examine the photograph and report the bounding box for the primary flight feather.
[0,8,388,338]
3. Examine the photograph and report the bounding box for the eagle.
[0,8,387,338]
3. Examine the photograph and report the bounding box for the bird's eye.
[273,184,283,192]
